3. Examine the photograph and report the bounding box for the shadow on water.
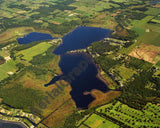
[45,53,110,109]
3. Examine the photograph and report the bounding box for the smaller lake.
[0,119,26,128]
[149,0,160,4]
[17,32,57,44]
[53,26,113,54]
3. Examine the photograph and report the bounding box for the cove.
[46,26,112,108]
[17,32,57,44]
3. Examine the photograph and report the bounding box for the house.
[4,56,11,62]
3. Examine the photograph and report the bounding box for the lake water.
[45,53,110,108]
[17,32,56,44]
[46,26,112,108]
[53,26,112,54]
[149,0,160,4]
[0,119,26,128]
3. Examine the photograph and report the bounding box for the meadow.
[0,60,17,81]
[131,27,145,37]
[131,16,154,28]
[0,84,44,112]
[16,42,52,61]
[145,7,160,16]
[137,31,160,46]
[114,65,136,80]
[146,23,160,33]
[83,114,119,128]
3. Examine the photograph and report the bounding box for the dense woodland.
[92,41,160,109]
[0,55,5,64]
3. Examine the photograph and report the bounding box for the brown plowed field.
[129,43,160,64]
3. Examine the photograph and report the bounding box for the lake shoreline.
[96,64,110,88]
[0,119,28,128]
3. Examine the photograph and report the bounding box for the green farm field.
[131,16,154,28]
[131,27,146,37]
[137,31,160,46]
[83,114,119,128]
[16,42,52,61]
[145,23,160,33]
[0,60,17,81]
[114,65,137,80]
[145,7,160,16]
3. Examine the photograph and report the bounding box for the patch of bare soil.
[129,43,160,64]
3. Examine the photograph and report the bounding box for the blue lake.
[0,119,26,128]
[46,26,112,108]
[17,32,56,44]
[53,26,112,54]
[149,0,160,4]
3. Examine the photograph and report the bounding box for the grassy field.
[137,31,160,46]
[114,65,136,80]
[119,23,160,54]
[0,60,17,81]
[0,84,44,112]
[151,19,160,23]
[145,7,160,16]
[16,42,52,61]
[42,99,76,128]
[151,15,160,23]
[131,16,154,28]
[131,27,146,36]
[93,2,119,11]
[145,23,160,33]
[83,114,119,128]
